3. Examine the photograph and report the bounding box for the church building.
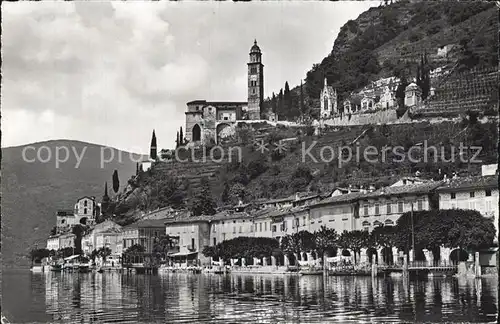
[185,40,265,146]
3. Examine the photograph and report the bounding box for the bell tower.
[247,40,264,120]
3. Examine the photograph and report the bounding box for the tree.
[97,247,112,264]
[100,182,111,219]
[57,247,74,258]
[221,181,230,204]
[124,244,145,255]
[176,131,180,149]
[395,74,408,109]
[112,170,120,194]
[277,89,284,120]
[150,129,157,160]
[153,235,173,257]
[189,177,217,216]
[394,209,496,254]
[314,226,339,271]
[30,248,51,264]
[179,127,184,146]
[72,224,86,255]
[271,92,277,114]
[299,80,305,114]
[50,226,57,236]
[339,230,370,264]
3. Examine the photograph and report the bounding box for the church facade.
[185,40,264,145]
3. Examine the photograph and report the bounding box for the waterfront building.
[82,220,123,255]
[164,215,212,266]
[356,181,443,232]
[122,218,167,253]
[308,192,364,233]
[436,174,498,243]
[59,233,75,249]
[46,235,60,251]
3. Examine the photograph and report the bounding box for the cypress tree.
[150,129,157,160]
[271,92,277,114]
[284,81,291,119]
[278,89,284,120]
[101,182,110,217]
[112,170,120,194]
[300,80,305,114]
[179,127,184,146]
[176,131,180,149]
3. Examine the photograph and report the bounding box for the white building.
[436,175,498,243]
[46,236,60,251]
[320,78,337,118]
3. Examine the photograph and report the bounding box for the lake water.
[1,269,498,323]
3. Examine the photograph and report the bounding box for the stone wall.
[323,109,411,127]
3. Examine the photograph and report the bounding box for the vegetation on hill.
[263,0,496,121]
[1,140,146,267]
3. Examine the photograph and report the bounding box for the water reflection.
[1,270,497,323]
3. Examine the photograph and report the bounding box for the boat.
[51,264,63,272]
[299,267,323,275]
[299,270,323,276]
[79,263,91,273]
[30,265,44,273]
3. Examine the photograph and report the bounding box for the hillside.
[1,140,147,267]
[109,0,498,220]
[266,0,497,119]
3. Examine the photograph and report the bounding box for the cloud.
[2,1,376,152]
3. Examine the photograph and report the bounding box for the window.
[386,203,392,214]
[451,193,456,199]
[329,219,334,222]
[303,217,306,226]
[260,223,262,232]
[213,238,216,246]
[250,67,257,74]
[252,89,255,94]
[223,233,226,240]
[296,219,300,227]
[384,219,394,226]
[417,200,423,211]
[224,117,228,121]
[374,204,380,216]
[272,225,277,232]
[398,201,404,213]
[84,208,87,214]
[265,222,268,231]
[239,226,242,233]
[84,200,88,207]
[233,227,236,233]
[318,220,322,223]
[213,225,216,233]
[486,189,492,197]
[364,205,369,216]
[470,192,475,198]
[191,238,195,249]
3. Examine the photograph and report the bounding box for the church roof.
[322,78,336,98]
[250,40,261,53]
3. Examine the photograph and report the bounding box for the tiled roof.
[362,181,444,199]
[311,192,367,207]
[125,218,171,229]
[436,175,498,192]
[311,181,444,207]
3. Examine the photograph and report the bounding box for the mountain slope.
[1,140,147,267]
[265,0,496,118]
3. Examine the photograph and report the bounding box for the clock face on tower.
[250,75,257,81]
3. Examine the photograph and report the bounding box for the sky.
[2,1,377,153]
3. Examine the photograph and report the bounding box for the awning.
[64,255,80,261]
[169,251,198,257]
